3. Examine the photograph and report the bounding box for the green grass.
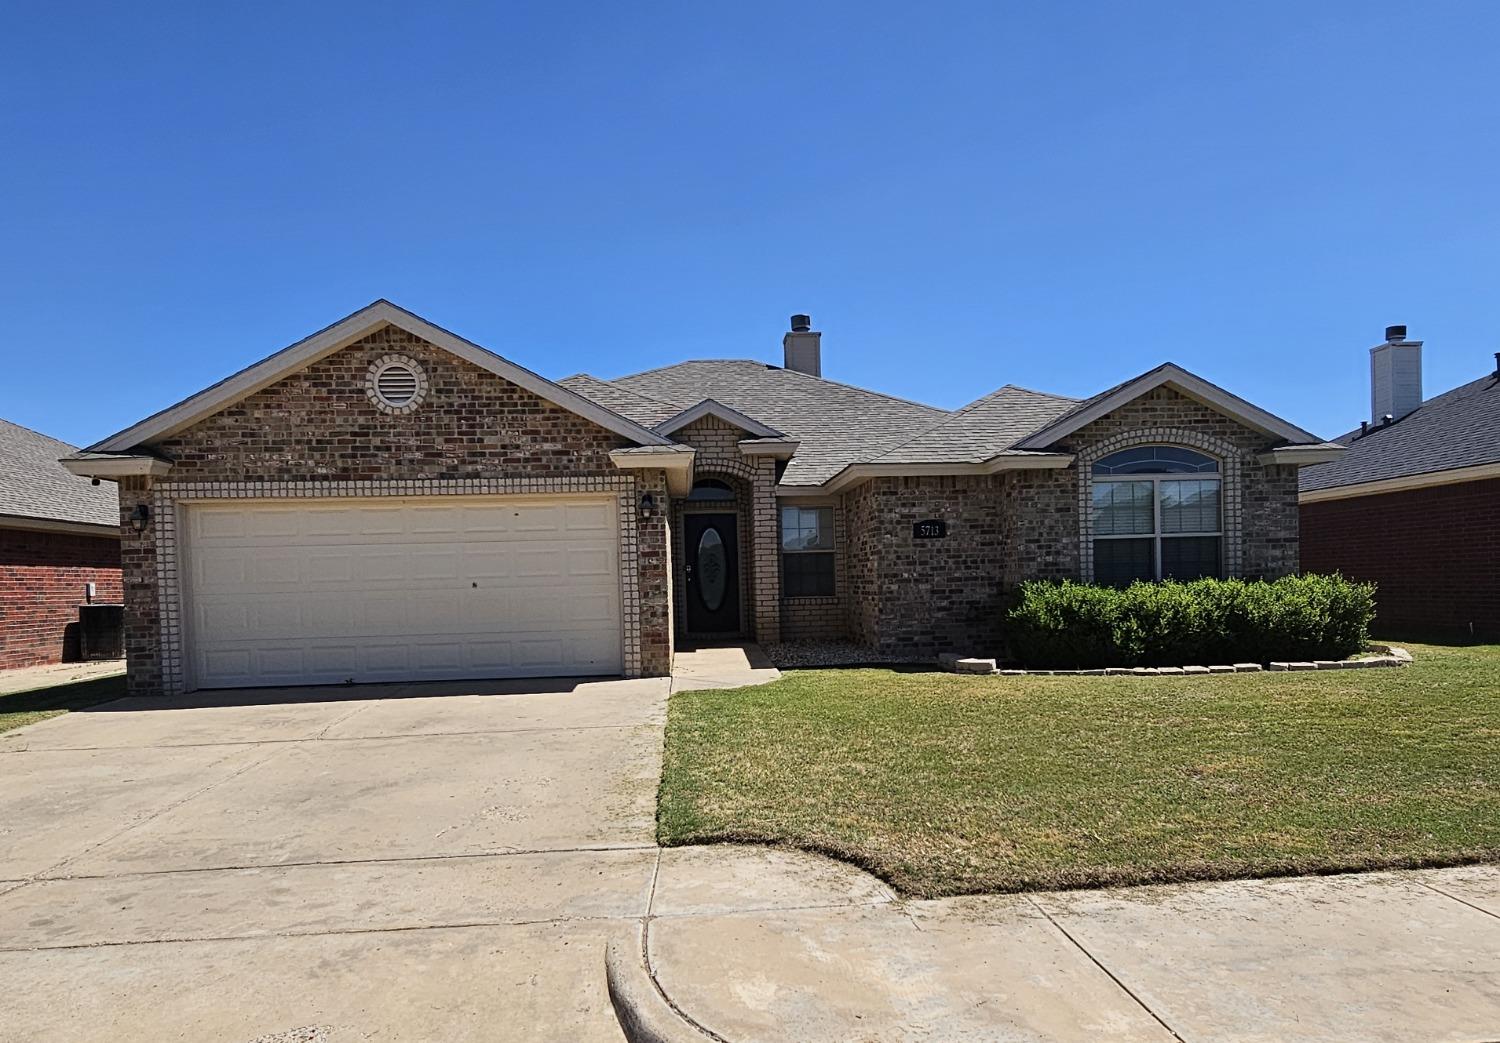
[658,642,1500,898]
[0,673,126,735]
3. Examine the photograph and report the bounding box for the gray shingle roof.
[607,360,950,485]
[0,419,119,528]
[871,386,1079,464]
[1299,372,1500,492]
[555,374,683,427]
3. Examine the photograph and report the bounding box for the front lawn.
[658,642,1500,897]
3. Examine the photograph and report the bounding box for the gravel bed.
[763,642,932,669]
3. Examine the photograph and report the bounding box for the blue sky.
[4,2,1499,447]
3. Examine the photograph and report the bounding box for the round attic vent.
[366,355,429,414]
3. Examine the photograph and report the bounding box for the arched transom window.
[1090,446,1222,585]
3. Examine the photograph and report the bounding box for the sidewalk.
[616,845,1500,1042]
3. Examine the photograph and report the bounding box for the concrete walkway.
[626,845,1500,1042]
[670,643,781,692]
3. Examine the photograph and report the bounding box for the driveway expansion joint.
[1417,879,1500,922]
[1027,895,1189,1043]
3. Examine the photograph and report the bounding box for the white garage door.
[182,496,623,689]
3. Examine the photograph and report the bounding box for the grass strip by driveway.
[658,642,1500,898]
[0,673,126,735]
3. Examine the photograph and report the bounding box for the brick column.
[749,456,781,644]
[117,476,162,697]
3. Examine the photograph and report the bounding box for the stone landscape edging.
[938,646,1414,677]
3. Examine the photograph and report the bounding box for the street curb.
[606,922,719,1043]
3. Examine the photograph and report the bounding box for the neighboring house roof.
[0,419,119,532]
[607,359,950,486]
[870,386,1079,464]
[1300,371,1500,494]
[85,300,674,454]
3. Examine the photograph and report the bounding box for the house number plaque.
[913,519,947,539]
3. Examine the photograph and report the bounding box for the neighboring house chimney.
[1370,324,1422,425]
[783,314,822,377]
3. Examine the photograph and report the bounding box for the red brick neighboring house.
[1300,327,1500,640]
[62,301,1343,698]
[0,419,123,669]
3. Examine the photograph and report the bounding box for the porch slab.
[671,643,781,691]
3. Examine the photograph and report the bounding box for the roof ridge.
[617,358,948,415]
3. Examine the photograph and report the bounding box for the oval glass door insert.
[697,527,727,611]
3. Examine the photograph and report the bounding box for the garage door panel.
[185,497,623,689]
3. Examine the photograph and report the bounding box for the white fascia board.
[738,438,799,459]
[812,452,1075,495]
[609,446,697,496]
[89,300,672,452]
[1015,365,1323,449]
[0,514,120,538]
[61,455,174,479]
[1255,446,1347,466]
[1299,461,1500,503]
[654,399,785,438]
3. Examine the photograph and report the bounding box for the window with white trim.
[780,506,835,597]
[1091,446,1222,585]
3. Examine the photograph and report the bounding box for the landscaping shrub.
[1005,574,1376,668]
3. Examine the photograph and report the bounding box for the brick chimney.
[1370,324,1422,425]
[783,314,821,377]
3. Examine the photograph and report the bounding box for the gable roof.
[609,359,949,485]
[870,385,1079,464]
[653,398,785,438]
[88,300,673,453]
[0,419,119,531]
[1015,363,1325,450]
[1299,370,1500,494]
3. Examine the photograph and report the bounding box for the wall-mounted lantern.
[639,492,657,519]
[130,503,151,533]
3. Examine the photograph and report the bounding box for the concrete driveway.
[0,676,672,1043]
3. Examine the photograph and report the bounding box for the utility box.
[78,604,124,661]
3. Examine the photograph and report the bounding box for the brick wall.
[841,475,1009,658]
[1301,477,1500,640]
[833,387,1304,658]
[121,325,673,695]
[841,482,881,647]
[0,526,122,669]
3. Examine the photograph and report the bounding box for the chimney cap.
[790,314,812,333]
[1385,324,1408,343]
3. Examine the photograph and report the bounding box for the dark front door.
[684,513,740,635]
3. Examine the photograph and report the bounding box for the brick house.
[63,301,1341,697]
[2,419,123,669]
[1301,327,1500,640]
